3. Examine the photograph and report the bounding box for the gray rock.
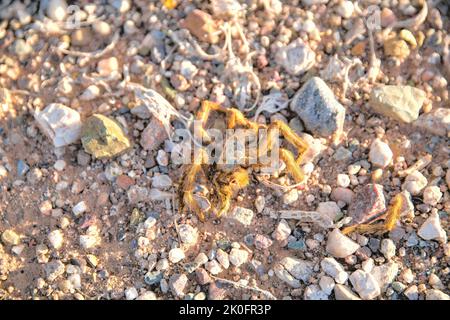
[414,108,450,137]
[304,285,328,300]
[279,257,313,282]
[426,289,450,300]
[274,264,301,288]
[45,260,65,281]
[144,271,163,285]
[290,77,345,138]
[369,85,426,123]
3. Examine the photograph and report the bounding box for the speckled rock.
[290,77,345,138]
[347,184,386,225]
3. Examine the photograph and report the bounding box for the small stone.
[426,289,449,300]
[272,219,291,243]
[336,174,350,188]
[140,118,168,151]
[144,271,163,285]
[39,200,53,216]
[79,226,100,249]
[178,224,198,245]
[336,0,354,19]
[417,212,447,243]
[216,249,230,269]
[371,261,399,292]
[196,268,212,285]
[319,276,335,295]
[317,201,341,221]
[228,207,254,226]
[334,284,361,300]
[333,147,352,162]
[402,171,428,195]
[72,201,87,216]
[276,39,315,76]
[45,260,65,281]
[254,195,265,213]
[349,270,381,300]
[127,186,149,204]
[280,257,313,282]
[97,57,119,77]
[1,229,20,246]
[151,174,172,189]
[229,248,249,267]
[46,0,67,21]
[254,234,273,250]
[124,287,139,300]
[53,160,66,171]
[399,29,417,48]
[414,108,450,137]
[81,114,130,159]
[169,274,188,298]
[77,150,91,166]
[384,39,410,59]
[320,257,348,284]
[304,284,328,300]
[34,103,82,148]
[48,230,64,250]
[111,0,130,13]
[116,175,134,190]
[168,248,185,263]
[369,85,426,123]
[428,274,444,290]
[92,20,112,37]
[205,260,223,275]
[369,139,393,168]
[380,239,396,260]
[422,186,442,206]
[392,281,406,293]
[274,264,301,288]
[208,282,228,300]
[283,189,298,205]
[290,77,345,138]
[404,285,419,300]
[71,28,93,47]
[326,229,360,258]
[331,187,354,204]
[156,150,169,166]
[380,8,397,27]
[348,184,386,225]
[180,9,219,44]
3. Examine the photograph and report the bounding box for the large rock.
[290,77,345,138]
[369,85,426,123]
[81,114,130,159]
[34,103,82,147]
[275,39,315,76]
[414,108,450,137]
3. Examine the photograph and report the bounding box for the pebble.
[275,39,315,76]
[369,139,393,168]
[369,85,426,123]
[371,261,399,292]
[180,9,219,44]
[326,229,360,258]
[125,287,139,300]
[228,207,254,226]
[45,260,65,281]
[333,147,352,162]
[402,171,428,195]
[34,103,82,148]
[349,270,381,300]
[46,0,67,21]
[336,1,354,19]
[216,249,230,269]
[280,257,313,282]
[274,264,301,288]
[399,29,417,48]
[139,118,168,151]
[317,201,341,221]
[428,274,444,290]
[229,248,249,267]
[348,184,386,225]
[384,39,410,59]
[177,224,198,245]
[319,276,335,295]
[426,289,449,300]
[92,21,112,37]
[336,174,350,188]
[72,201,87,216]
[272,219,291,243]
[304,285,328,300]
[254,195,265,213]
[111,0,131,13]
[144,271,163,285]
[320,257,348,284]
[17,160,29,177]
[290,77,345,138]
[152,174,172,189]
[334,284,361,300]
[414,108,450,137]
[97,57,119,77]
[205,260,222,275]
[254,234,273,250]
[81,114,130,159]
[380,8,397,27]
[417,212,447,243]
[1,229,20,246]
[282,189,298,205]
[168,248,185,263]
[169,274,188,298]
[422,186,442,206]
[208,282,228,300]
[404,285,419,300]
[48,230,64,250]
[71,28,93,47]
[196,268,212,285]
[13,39,33,62]
[79,226,100,249]
[380,239,396,260]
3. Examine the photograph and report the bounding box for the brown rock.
[140,118,168,151]
[208,281,228,300]
[116,175,135,190]
[195,268,212,285]
[180,10,219,44]
[351,41,366,56]
[348,184,386,225]
[384,39,410,59]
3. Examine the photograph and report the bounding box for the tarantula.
[179,100,309,222]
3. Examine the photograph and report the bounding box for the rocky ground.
[0,0,449,300]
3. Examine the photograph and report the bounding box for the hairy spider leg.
[214,167,250,218]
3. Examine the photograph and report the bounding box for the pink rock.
[331,187,355,205]
[348,184,386,225]
[254,234,273,250]
[208,282,228,300]
[140,118,168,151]
[195,268,212,285]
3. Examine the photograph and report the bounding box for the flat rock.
[369,85,426,123]
[81,114,130,159]
[290,77,345,138]
[414,108,450,137]
[280,257,313,282]
[34,103,82,147]
[426,289,450,300]
[169,273,188,298]
[347,184,386,225]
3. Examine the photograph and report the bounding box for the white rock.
[336,174,350,188]
[320,257,348,284]
[402,170,427,195]
[422,186,442,206]
[46,0,67,21]
[79,226,100,249]
[317,201,341,221]
[229,248,249,267]
[205,260,222,275]
[274,264,301,288]
[371,261,399,292]
[228,207,254,226]
[137,291,157,300]
[53,160,66,171]
[254,195,265,213]
[125,287,139,300]
[272,219,291,242]
[34,103,82,148]
[336,0,354,18]
[92,21,112,37]
[282,189,298,205]
[326,229,360,258]
[168,248,185,263]
[79,85,100,101]
[302,0,329,6]
[110,0,131,13]
[418,212,447,243]
[48,230,64,250]
[156,150,169,166]
[426,289,450,300]
[275,38,315,76]
[97,57,119,77]
[72,201,87,216]
[169,273,188,298]
[143,217,157,229]
[304,285,328,300]
[349,270,381,300]
[380,239,396,260]
[151,174,172,189]
[216,249,230,269]
[177,224,198,245]
[319,276,335,295]
[369,139,393,168]
[404,285,419,300]
[334,284,361,300]
[280,257,313,282]
[180,60,198,80]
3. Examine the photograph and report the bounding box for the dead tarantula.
[178,101,309,222]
